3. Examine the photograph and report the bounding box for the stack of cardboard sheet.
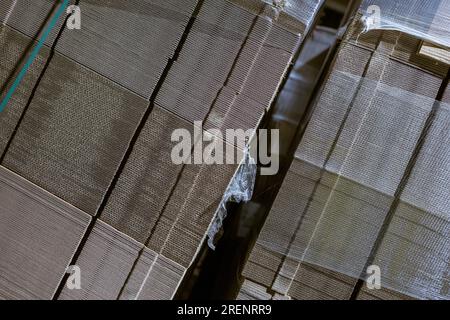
[240,0,450,300]
[0,0,321,299]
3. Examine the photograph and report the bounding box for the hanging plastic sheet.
[207,146,257,249]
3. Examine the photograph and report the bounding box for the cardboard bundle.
[0,0,321,299]
[240,0,450,300]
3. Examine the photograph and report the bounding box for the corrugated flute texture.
[100,106,200,244]
[240,3,450,300]
[56,0,199,98]
[58,221,143,300]
[63,0,319,300]
[119,248,186,300]
[0,166,90,299]
[3,52,148,215]
[0,0,73,46]
[0,25,50,155]
[0,0,322,300]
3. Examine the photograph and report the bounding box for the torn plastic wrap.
[360,0,450,48]
[256,72,450,300]
[207,146,257,249]
[229,0,324,35]
[206,0,325,250]
[241,2,450,300]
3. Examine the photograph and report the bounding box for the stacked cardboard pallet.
[0,0,321,299]
[240,0,450,300]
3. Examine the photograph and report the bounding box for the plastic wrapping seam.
[207,146,257,250]
[251,68,450,300]
[359,0,450,48]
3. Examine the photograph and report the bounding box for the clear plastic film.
[228,0,324,35]
[242,17,450,299]
[360,0,450,48]
[207,146,257,249]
